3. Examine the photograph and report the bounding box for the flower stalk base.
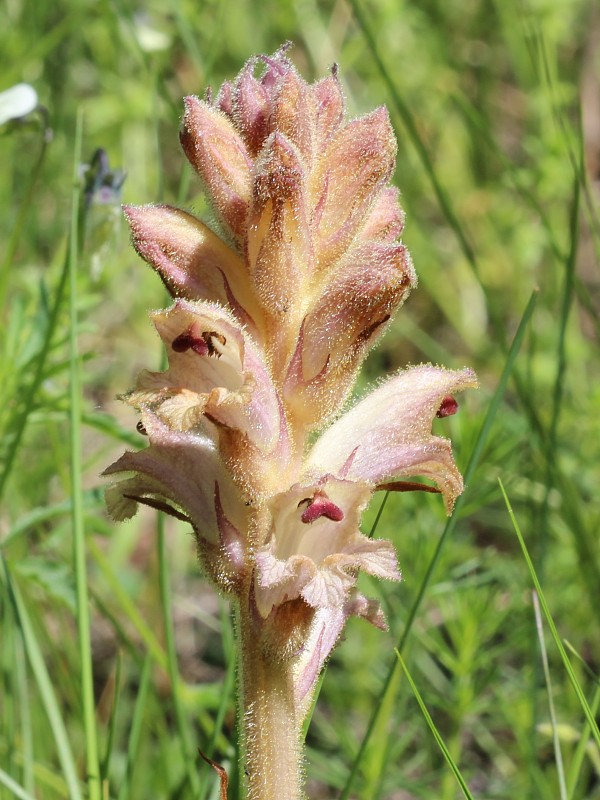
[237,602,304,800]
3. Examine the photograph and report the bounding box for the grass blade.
[1,556,83,800]
[394,649,475,800]
[0,768,37,800]
[498,479,600,750]
[532,591,568,800]
[100,651,123,786]
[87,535,168,671]
[68,109,101,800]
[565,681,600,799]
[158,513,202,797]
[117,653,152,800]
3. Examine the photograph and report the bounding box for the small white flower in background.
[133,12,171,53]
[0,83,38,126]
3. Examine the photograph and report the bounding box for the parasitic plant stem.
[238,601,303,800]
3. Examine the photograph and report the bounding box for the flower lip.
[253,477,400,619]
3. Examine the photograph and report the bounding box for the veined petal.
[254,478,399,617]
[127,299,281,453]
[104,412,248,545]
[180,97,252,241]
[123,204,261,335]
[305,365,478,512]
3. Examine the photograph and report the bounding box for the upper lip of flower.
[124,298,283,453]
[304,364,478,513]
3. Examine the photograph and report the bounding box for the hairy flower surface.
[105,44,477,700]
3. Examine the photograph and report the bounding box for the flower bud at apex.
[215,80,233,114]
[180,97,252,242]
[311,106,397,270]
[246,132,312,324]
[270,67,313,164]
[312,70,345,146]
[105,45,477,709]
[232,67,270,156]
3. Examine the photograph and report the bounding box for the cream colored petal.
[128,299,281,452]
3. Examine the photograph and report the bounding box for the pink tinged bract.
[254,478,400,618]
[231,66,271,156]
[123,204,261,335]
[180,97,253,242]
[282,243,416,429]
[311,106,397,271]
[359,186,407,244]
[294,592,388,704]
[311,71,345,148]
[246,132,313,319]
[269,66,313,166]
[300,240,416,382]
[305,365,479,512]
[103,412,248,546]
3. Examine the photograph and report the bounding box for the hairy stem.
[237,602,304,800]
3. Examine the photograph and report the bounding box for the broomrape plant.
[104,43,477,800]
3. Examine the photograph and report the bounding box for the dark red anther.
[436,396,458,418]
[298,494,344,524]
[172,327,209,355]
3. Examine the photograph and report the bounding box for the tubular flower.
[105,44,477,719]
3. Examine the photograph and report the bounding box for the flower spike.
[106,45,477,799]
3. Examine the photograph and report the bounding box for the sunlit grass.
[1,0,598,798]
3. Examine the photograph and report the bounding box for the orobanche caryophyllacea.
[104,43,477,800]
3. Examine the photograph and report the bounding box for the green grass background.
[1,0,599,798]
